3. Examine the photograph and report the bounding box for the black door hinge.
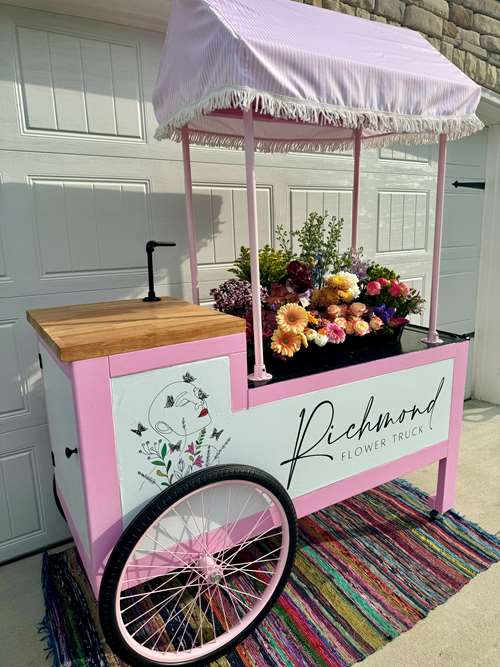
[452,180,485,190]
[38,352,43,369]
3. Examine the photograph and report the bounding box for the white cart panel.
[40,349,89,554]
[112,355,454,527]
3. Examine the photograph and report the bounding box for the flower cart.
[27,1,482,665]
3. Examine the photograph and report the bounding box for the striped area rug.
[40,479,500,667]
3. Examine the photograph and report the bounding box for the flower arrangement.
[210,212,424,361]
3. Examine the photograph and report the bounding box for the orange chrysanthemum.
[270,328,302,357]
[276,303,308,333]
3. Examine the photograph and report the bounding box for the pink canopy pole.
[181,126,200,305]
[423,133,447,345]
[351,129,362,249]
[243,109,272,382]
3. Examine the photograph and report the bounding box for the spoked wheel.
[99,465,297,666]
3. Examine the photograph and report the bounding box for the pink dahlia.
[326,321,346,344]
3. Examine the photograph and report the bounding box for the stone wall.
[296,0,500,93]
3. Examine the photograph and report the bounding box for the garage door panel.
[0,5,165,159]
[0,308,46,436]
[376,191,429,253]
[193,184,273,297]
[0,425,69,561]
[16,26,144,139]
[378,143,432,165]
[290,188,353,252]
[0,152,190,297]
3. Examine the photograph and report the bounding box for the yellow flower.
[325,271,360,303]
[311,286,339,308]
[307,311,319,325]
[276,303,308,333]
[353,319,370,336]
[270,328,302,357]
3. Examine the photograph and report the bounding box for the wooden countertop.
[27,298,246,362]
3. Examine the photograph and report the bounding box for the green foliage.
[291,212,343,287]
[393,289,425,318]
[229,245,293,289]
[366,263,398,282]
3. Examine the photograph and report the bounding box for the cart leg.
[431,455,458,518]
[429,343,468,519]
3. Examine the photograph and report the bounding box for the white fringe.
[154,86,484,152]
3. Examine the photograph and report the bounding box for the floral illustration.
[135,371,230,490]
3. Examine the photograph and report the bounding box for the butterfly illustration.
[169,441,182,453]
[183,372,196,383]
[211,428,224,441]
[165,395,175,408]
[131,422,147,437]
[197,389,209,401]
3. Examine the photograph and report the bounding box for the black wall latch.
[65,447,78,459]
[143,240,177,303]
[452,180,485,190]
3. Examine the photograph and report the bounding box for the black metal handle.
[143,240,177,303]
[65,447,78,459]
[452,180,485,190]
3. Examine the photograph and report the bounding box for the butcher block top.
[27,298,246,362]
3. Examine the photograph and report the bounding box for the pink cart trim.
[109,333,246,377]
[244,108,272,383]
[351,128,362,249]
[433,337,468,512]
[424,132,447,345]
[229,351,249,411]
[293,439,448,519]
[55,480,93,576]
[71,356,123,596]
[249,341,467,408]
[181,125,200,305]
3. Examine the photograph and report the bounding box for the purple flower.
[210,279,267,317]
[373,305,396,324]
[186,442,195,455]
[193,455,203,468]
[286,260,312,293]
[340,248,371,281]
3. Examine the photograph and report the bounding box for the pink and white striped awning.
[153,0,483,153]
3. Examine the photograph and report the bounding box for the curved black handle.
[143,240,177,303]
[65,447,78,459]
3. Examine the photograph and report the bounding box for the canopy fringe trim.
[154,86,483,150]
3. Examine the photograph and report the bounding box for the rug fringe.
[39,553,59,667]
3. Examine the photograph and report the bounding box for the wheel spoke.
[222,533,282,570]
[127,572,197,634]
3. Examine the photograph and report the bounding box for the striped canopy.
[153,0,483,152]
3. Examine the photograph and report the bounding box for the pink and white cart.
[28,1,483,665]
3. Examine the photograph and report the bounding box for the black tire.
[52,474,66,522]
[99,464,297,667]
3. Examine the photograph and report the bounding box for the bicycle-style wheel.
[99,465,297,666]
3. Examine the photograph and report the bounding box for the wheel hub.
[197,554,224,584]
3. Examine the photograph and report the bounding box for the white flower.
[314,333,329,347]
[304,328,317,341]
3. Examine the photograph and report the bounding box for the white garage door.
[0,4,485,560]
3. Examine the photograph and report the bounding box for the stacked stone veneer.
[296,0,500,93]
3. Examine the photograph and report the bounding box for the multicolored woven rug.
[40,479,500,667]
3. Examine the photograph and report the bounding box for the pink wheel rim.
[114,479,291,664]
